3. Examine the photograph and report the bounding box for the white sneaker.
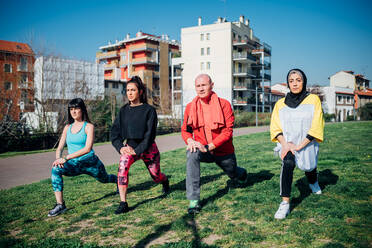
[274,201,290,219]
[309,181,322,194]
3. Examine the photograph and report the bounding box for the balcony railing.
[104,62,118,70]
[132,57,159,65]
[232,39,257,49]
[130,45,159,53]
[233,52,257,62]
[233,69,256,77]
[97,51,119,60]
[232,98,248,105]
[254,73,271,81]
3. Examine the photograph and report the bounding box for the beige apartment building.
[96,32,180,115]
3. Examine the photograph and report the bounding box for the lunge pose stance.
[181,74,248,214]
[270,69,324,219]
[48,98,117,217]
[111,76,169,214]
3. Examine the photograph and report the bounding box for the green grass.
[0,122,371,247]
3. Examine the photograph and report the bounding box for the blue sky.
[1,0,371,85]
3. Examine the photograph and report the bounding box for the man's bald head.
[194,74,214,99]
[195,74,212,84]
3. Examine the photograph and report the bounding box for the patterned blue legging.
[51,154,117,192]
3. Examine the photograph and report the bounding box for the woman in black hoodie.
[111,76,169,214]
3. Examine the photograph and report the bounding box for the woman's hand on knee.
[280,143,291,160]
[52,158,65,168]
[120,146,136,156]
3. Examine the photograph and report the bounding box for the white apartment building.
[177,16,271,114]
[24,56,104,131]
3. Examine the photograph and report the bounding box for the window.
[201,62,205,70]
[5,82,12,90]
[112,82,118,89]
[21,90,28,104]
[19,74,28,88]
[4,64,12,72]
[207,62,211,70]
[206,33,210,40]
[207,47,210,55]
[104,81,109,88]
[201,48,204,56]
[233,32,236,40]
[238,35,241,42]
[337,96,341,102]
[19,56,28,71]
[200,34,204,41]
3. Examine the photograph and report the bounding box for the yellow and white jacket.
[270,94,324,171]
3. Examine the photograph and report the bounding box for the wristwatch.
[204,144,209,152]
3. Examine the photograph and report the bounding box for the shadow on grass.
[133,170,273,247]
[82,176,174,206]
[291,169,339,211]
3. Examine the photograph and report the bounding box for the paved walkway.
[0,126,269,190]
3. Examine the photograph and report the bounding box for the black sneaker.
[48,202,67,217]
[115,201,129,214]
[162,179,170,194]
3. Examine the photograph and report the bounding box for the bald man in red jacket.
[181,74,248,214]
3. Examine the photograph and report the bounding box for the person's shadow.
[290,169,339,211]
[133,170,274,247]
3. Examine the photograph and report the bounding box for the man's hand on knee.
[187,138,202,153]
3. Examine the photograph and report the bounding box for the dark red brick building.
[0,40,35,121]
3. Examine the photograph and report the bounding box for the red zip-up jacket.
[181,97,235,156]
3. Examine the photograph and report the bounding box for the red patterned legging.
[118,142,167,186]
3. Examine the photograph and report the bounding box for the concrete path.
[0,126,269,190]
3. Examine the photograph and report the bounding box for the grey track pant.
[186,150,247,200]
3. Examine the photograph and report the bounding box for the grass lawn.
[0,122,371,247]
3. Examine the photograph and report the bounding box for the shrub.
[324,113,336,122]
[359,102,372,120]
[234,111,271,127]
[157,118,181,135]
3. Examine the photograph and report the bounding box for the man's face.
[195,76,214,99]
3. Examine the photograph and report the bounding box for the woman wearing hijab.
[270,69,324,219]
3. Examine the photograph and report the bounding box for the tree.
[359,102,372,120]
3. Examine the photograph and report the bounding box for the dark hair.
[126,76,148,104]
[67,98,90,124]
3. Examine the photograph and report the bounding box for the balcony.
[252,44,271,56]
[233,69,256,78]
[232,98,248,106]
[96,51,119,60]
[104,62,118,70]
[130,45,159,53]
[252,60,271,69]
[253,73,271,81]
[233,52,257,62]
[132,57,159,65]
[233,83,248,91]
[232,39,257,49]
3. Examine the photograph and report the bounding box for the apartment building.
[24,56,104,131]
[177,16,271,113]
[0,40,35,121]
[96,32,180,115]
